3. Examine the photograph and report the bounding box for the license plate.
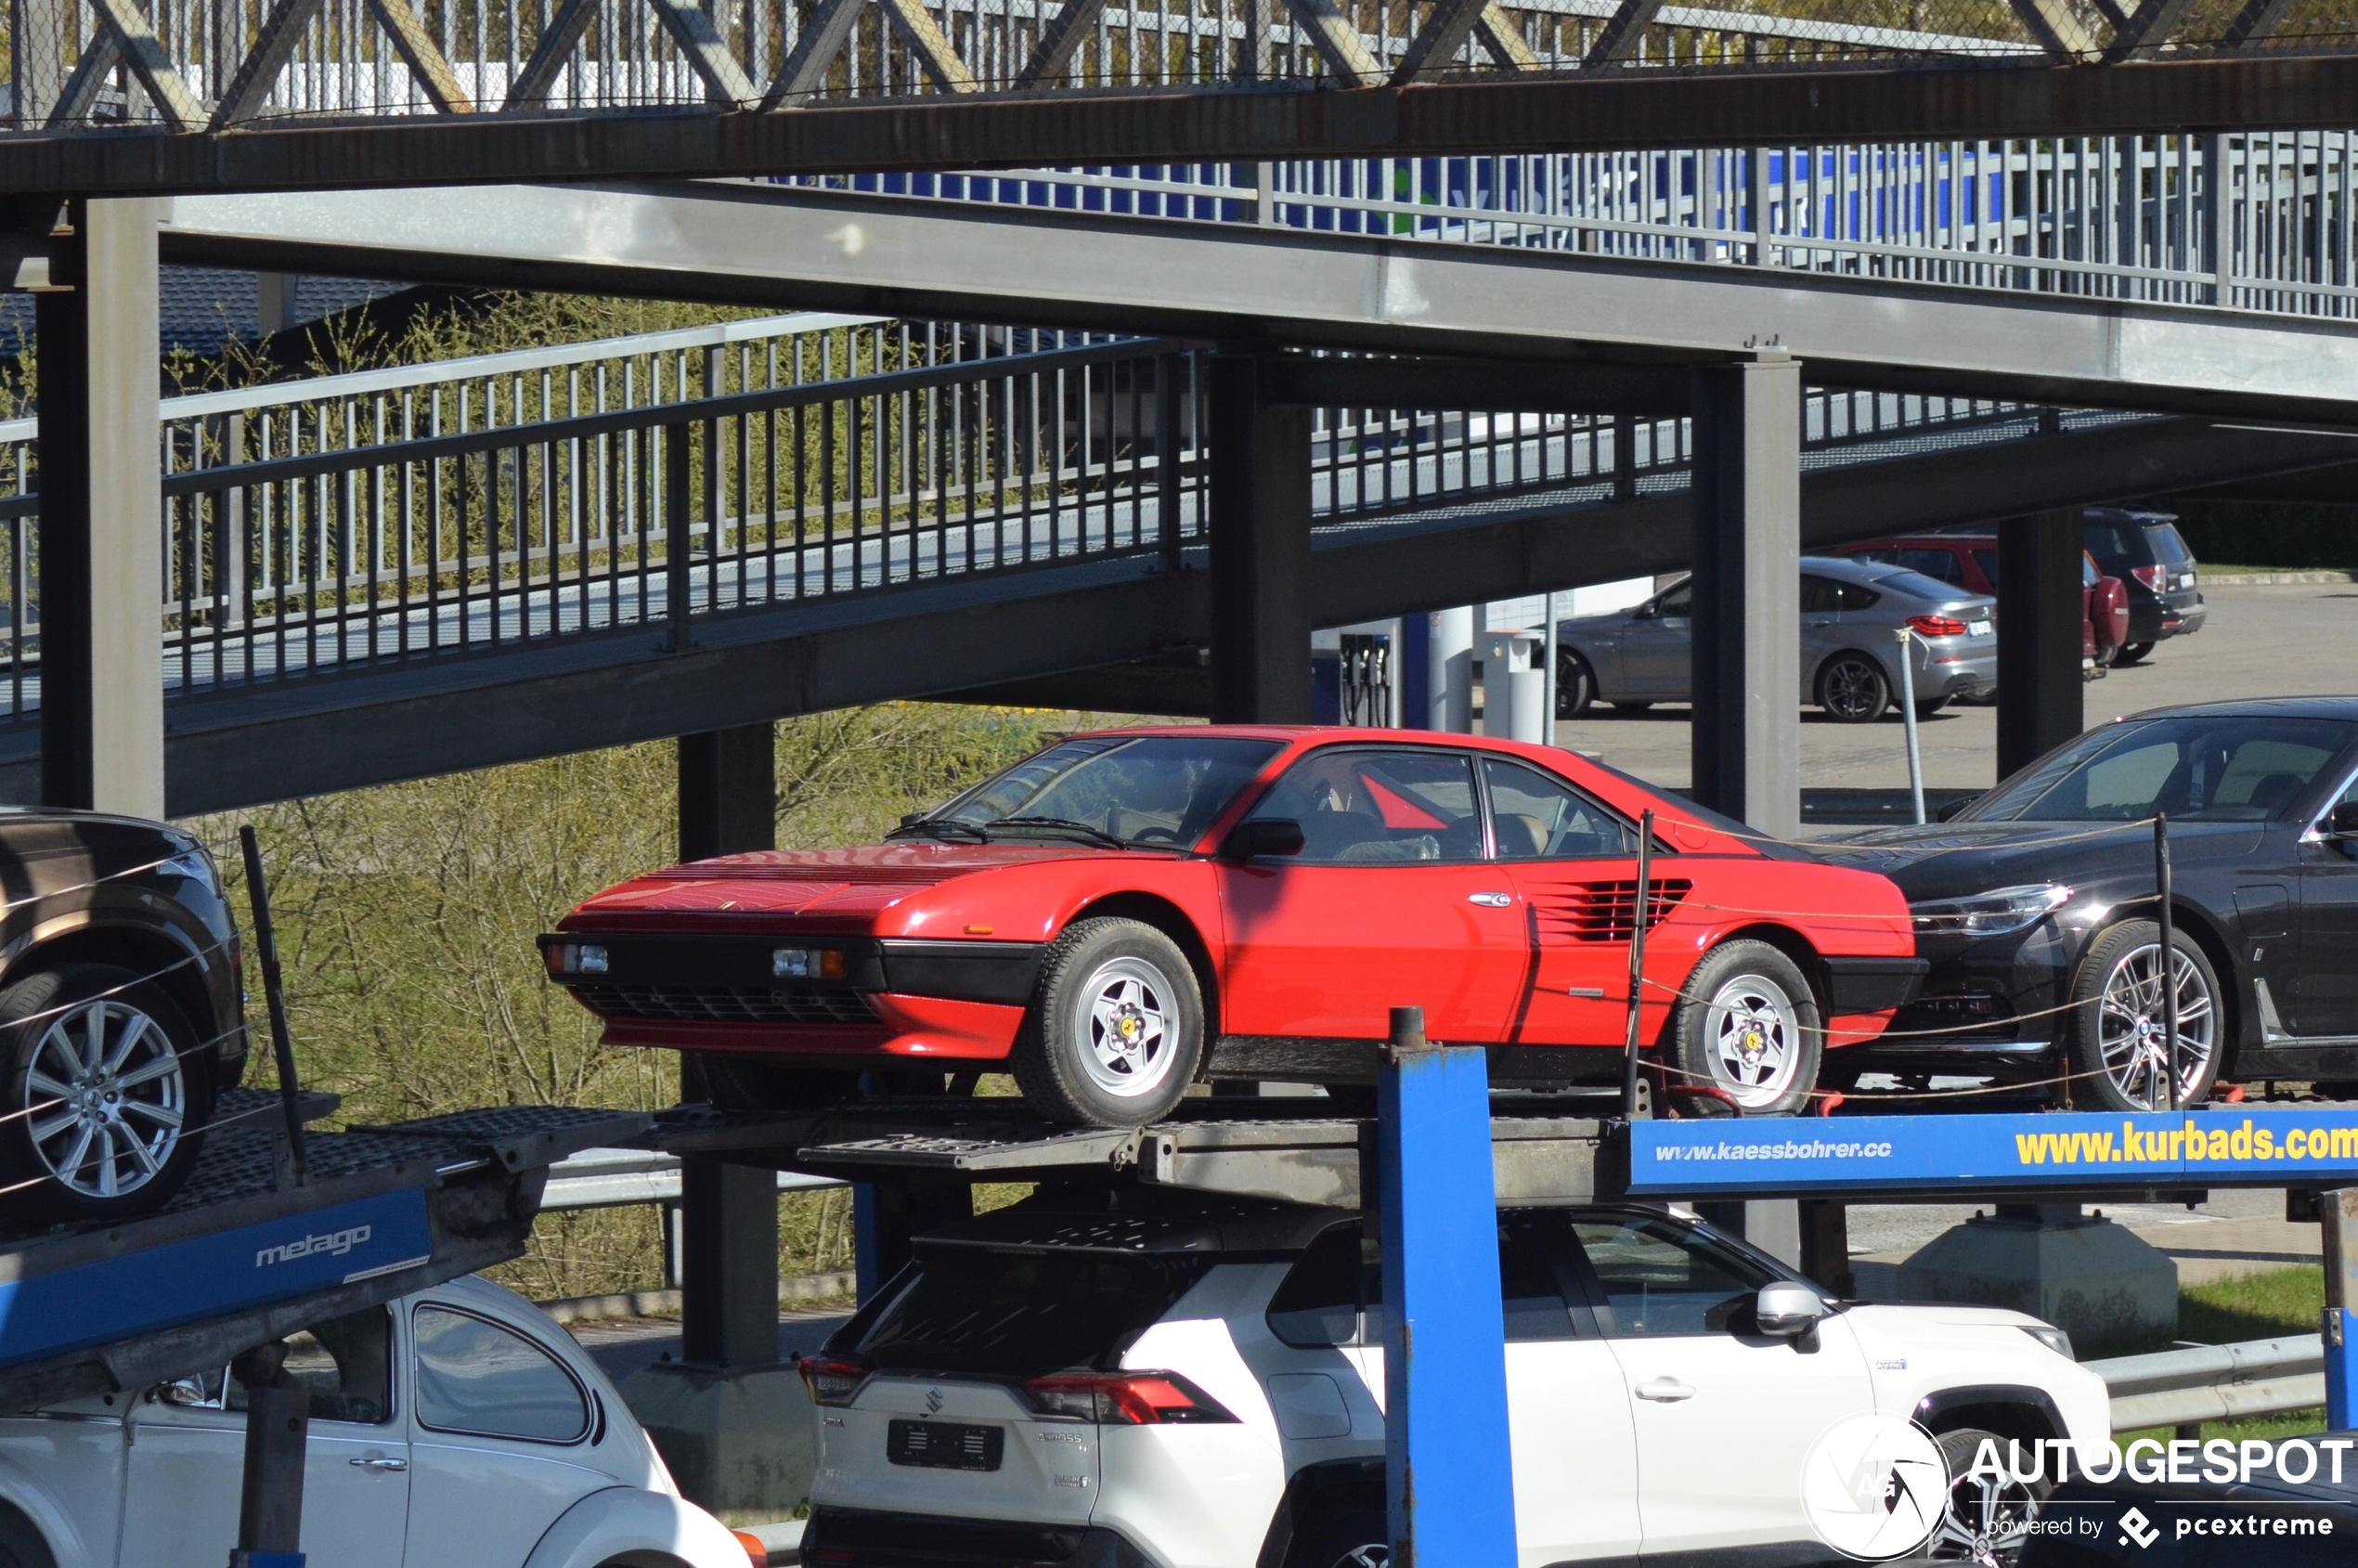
[887,1419,1004,1471]
[1969,619,1991,638]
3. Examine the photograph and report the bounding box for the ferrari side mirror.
[1224,819,1306,860]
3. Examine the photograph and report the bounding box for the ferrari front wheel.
[1013,917,1204,1127]
[1665,940,1822,1116]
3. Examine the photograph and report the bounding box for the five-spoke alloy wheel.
[1015,918,1204,1125]
[1668,940,1824,1116]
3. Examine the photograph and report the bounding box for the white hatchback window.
[412,1305,589,1444]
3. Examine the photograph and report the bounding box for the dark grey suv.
[0,810,249,1224]
[2084,507,2205,664]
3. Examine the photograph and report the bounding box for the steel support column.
[2324,1187,2358,1430]
[1377,1007,1517,1568]
[35,198,164,818]
[1997,511,2084,782]
[677,723,779,1367]
[1690,355,1801,839]
[1207,354,1313,724]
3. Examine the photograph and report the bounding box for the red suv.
[1832,535,2131,672]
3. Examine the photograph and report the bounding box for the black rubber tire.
[1281,1510,1388,1568]
[694,1053,862,1112]
[1928,1426,2047,1565]
[1913,695,1950,719]
[0,964,213,1225]
[1611,700,1654,714]
[1556,650,1596,719]
[2064,920,2223,1113]
[1666,940,1822,1117]
[1012,918,1204,1127]
[2115,641,2156,666]
[1816,652,1892,723]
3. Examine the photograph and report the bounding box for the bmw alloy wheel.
[1820,654,1889,722]
[1704,973,1803,1108]
[1071,956,1179,1099]
[23,997,188,1200]
[2096,940,2217,1109]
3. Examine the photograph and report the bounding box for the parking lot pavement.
[567,1307,853,1384]
[1845,1186,2324,1298]
[1552,582,2358,794]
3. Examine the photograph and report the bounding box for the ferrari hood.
[564,842,1121,921]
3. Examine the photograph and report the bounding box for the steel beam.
[1997,511,2085,781]
[1690,355,1801,839]
[2325,1186,2358,1430]
[35,199,165,818]
[161,183,2358,423]
[677,723,782,1367]
[13,56,2358,197]
[16,414,2334,817]
[1207,355,1315,723]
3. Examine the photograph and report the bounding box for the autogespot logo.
[1800,1412,1950,1562]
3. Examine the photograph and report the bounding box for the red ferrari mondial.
[541,727,1923,1124]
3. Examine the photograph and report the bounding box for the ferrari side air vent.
[1541,879,1692,942]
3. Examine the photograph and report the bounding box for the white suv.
[800,1192,2109,1568]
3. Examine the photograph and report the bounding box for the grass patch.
[2181,1264,2326,1345]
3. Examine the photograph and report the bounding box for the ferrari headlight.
[1909,884,2073,939]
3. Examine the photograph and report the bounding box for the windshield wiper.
[886,818,989,843]
[984,815,1131,849]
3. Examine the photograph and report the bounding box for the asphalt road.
[1552,582,2358,795]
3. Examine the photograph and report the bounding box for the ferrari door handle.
[349,1455,408,1471]
[1634,1378,1694,1403]
[1468,891,1514,907]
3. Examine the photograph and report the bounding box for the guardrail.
[2090,1333,2326,1434]
[539,1145,846,1212]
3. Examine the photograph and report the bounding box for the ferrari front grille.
[570,982,881,1025]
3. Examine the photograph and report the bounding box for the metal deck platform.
[0,1091,647,1411]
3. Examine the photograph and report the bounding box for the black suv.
[0,810,249,1223]
[2084,507,2205,664]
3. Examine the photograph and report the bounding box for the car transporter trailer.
[15,1020,2358,1567]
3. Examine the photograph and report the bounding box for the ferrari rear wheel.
[1013,918,1204,1127]
[1665,940,1822,1116]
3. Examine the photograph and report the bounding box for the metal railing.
[808,129,2358,318]
[0,306,2052,727]
[2091,1332,2326,1433]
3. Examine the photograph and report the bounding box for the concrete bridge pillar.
[35,198,164,819]
[1689,354,1802,841]
[1207,353,1313,724]
[626,723,809,1514]
[1998,510,2085,782]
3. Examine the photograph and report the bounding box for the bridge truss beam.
[8,55,2358,200]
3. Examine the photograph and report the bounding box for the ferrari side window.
[1250,749,1483,864]
[1483,759,1635,861]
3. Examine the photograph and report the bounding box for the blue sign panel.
[1626,1108,2358,1197]
[0,1186,434,1368]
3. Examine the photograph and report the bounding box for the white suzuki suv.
[800,1190,2109,1568]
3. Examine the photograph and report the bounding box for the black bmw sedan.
[1822,699,2358,1111]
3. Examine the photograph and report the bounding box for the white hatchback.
[799,1193,2110,1568]
[0,1274,753,1568]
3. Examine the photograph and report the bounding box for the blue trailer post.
[2326,1188,2358,1431]
[1377,1006,1517,1568]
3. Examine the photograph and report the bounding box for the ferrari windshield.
[1962,715,2358,823]
[905,735,1284,848]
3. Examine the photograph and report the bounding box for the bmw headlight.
[1909,884,2073,939]
[2020,1324,2076,1360]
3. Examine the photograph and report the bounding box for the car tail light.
[1905,615,1968,638]
[797,1354,873,1406]
[732,1530,771,1568]
[543,941,607,976]
[2131,564,2167,591]
[1018,1371,1239,1425]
